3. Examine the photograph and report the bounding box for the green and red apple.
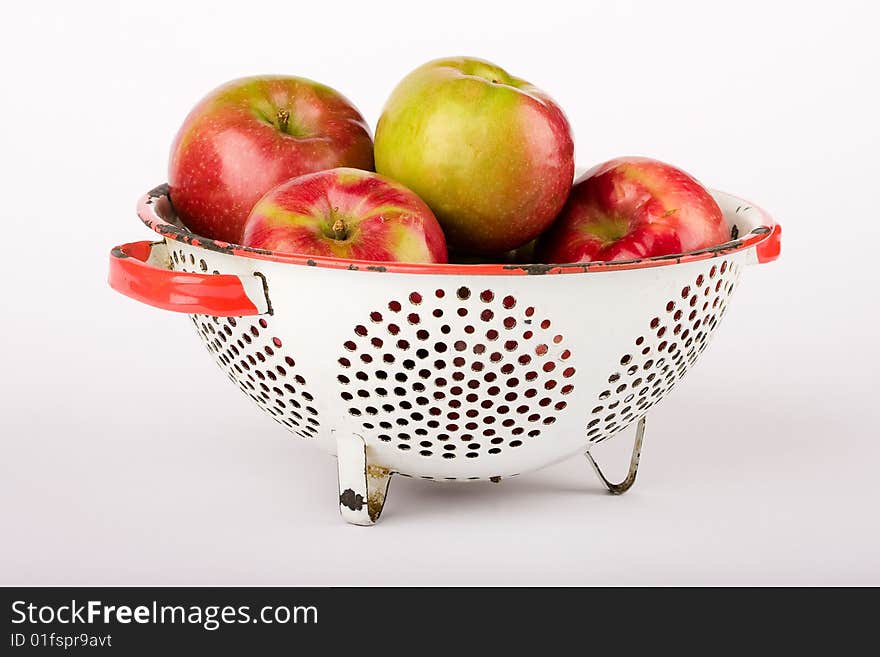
[375,57,574,255]
[241,168,447,263]
[537,157,730,263]
[169,76,374,243]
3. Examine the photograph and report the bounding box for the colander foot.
[336,433,393,525]
[585,416,646,495]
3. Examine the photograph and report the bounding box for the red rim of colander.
[138,183,778,275]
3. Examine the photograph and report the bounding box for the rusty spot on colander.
[339,488,365,512]
[366,464,392,522]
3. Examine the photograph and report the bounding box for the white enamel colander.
[109,183,780,524]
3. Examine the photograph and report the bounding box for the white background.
[1,0,878,585]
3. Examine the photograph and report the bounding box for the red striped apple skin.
[169,76,374,244]
[536,157,730,263]
[374,57,574,255]
[242,168,448,264]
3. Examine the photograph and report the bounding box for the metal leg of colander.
[336,433,393,526]
[585,416,646,495]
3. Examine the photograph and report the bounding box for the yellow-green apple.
[169,76,374,244]
[374,57,574,255]
[241,168,448,263]
[536,157,730,263]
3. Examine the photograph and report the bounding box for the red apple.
[241,168,448,263]
[169,76,374,244]
[536,157,730,263]
[374,57,574,255]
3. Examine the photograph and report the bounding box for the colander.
[109,183,780,525]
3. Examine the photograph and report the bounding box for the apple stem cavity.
[276,108,291,133]
[331,218,348,240]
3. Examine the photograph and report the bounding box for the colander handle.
[108,241,270,316]
[754,223,782,264]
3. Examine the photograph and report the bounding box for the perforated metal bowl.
[109,183,780,524]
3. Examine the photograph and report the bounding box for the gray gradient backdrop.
[1,0,878,585]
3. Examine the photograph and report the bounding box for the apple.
[169,76,374,244]
[536,157,730,263]
[241,168,448,263]
[374,57,574,255]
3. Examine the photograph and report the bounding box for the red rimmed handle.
[109,241,270,316]
[755,223,782,264]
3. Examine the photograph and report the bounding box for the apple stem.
[276,109,290,133]
[332,218,347,240]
